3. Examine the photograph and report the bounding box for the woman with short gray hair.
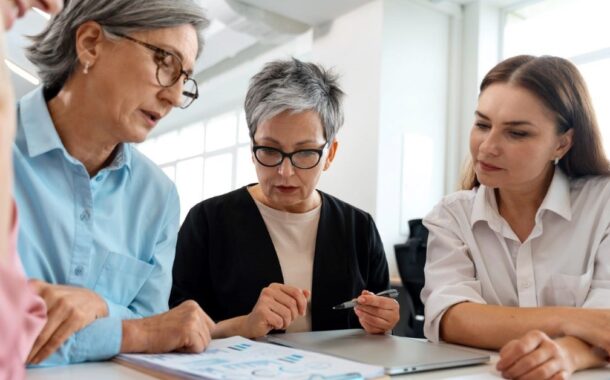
[13,0,214,366]
[171,58,400,338]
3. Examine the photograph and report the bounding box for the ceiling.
[5,0,525,99]
[5,0,375,99]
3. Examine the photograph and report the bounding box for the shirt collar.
[107,143,133,173]
[470,167,572,228]
[18,87,132,173]
[537,167,571,221]
[18,87,64,158]
[470,184,500,229]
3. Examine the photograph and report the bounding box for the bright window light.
[503,0,610,157]
[137,108,251,222]
[504,0,610,59]
[33,8,50,20]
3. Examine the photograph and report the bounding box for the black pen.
[332,289,399,310]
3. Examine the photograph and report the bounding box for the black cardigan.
[170,186,389,331]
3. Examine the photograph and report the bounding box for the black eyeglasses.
[252,142,328,169]
[114,33,198,109]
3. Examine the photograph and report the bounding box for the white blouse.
[254,199,321,333]
[421,168,610,342]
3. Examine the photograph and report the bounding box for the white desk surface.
[27,355,610,380]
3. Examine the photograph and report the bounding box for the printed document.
[116,336,384,379]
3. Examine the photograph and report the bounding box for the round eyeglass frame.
[113,32,199,109]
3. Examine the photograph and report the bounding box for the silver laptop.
[267,329,490,375]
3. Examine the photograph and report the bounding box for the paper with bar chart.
[116,336,384,379]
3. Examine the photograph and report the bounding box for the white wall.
[312,0,384,219]
[456,1,503,176]
[310,0,458,277]
[376,0,452,276]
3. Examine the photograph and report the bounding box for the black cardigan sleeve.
[365,212,390,293]
[344,211,389,330]
[169,205,214,310]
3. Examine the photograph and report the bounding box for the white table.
[27,356,610,380]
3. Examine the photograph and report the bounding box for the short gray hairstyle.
[27,0,209,93]
[245,58,345,142]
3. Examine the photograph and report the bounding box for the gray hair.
[245,58,345,142]
[26,0,209,93]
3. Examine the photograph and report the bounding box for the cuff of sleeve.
[31,317,122,366]
[70,316,122,363]
[423,286,486,343]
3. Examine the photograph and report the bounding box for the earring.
[554,157,559,165]
[83,62,90,75]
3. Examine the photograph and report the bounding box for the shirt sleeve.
[421,202,487,343]
[582,220,610,308]
[39,186,180,365]
[1,203,46,376]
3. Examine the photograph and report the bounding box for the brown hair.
[462,55,610,190]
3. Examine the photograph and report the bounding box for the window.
[503,0,610,155]
[138,110,257,221]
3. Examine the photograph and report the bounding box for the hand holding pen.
[333,289,400,334]
[332,289,399,310]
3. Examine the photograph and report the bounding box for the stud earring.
[83,62,90,75]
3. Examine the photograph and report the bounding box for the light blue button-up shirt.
[13,88,180,366]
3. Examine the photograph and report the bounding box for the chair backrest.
[394,219,428,337]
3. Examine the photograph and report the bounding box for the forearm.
[121,319,149,353]
[212,315,248,339]
[440,302,566,349]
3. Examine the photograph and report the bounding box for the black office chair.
[394,219,428,338]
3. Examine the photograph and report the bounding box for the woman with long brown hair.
[422,55,610,379]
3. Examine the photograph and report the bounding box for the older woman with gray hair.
[13,0,214,366]
[170,58,400,339]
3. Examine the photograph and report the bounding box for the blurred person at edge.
[0,1,62,380]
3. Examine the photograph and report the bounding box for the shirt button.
[80,209,90,221]
[74,265,84,276]
[521,281,531,289]
[95,175,103,182]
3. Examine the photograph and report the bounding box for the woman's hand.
[242,283,309,338]
[354,290,400,334]
[27,279,109,364]
[122,300,215,354]
[1,0,63,29]
[560,308,610,356]
[497,330,577,380]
